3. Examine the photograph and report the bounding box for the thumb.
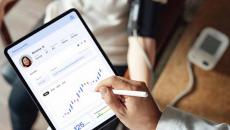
[98,86,126,118]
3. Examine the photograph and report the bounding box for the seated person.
[1,0,164,129]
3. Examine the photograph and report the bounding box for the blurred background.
[0,1,51,129]
[0,0,229,130]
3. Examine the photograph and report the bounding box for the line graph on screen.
[62,68,103,118]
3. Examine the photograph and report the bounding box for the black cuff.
[138,0,161,38]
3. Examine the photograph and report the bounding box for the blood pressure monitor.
[188,27,229,70]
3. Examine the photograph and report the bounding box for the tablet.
[4,9,117,130]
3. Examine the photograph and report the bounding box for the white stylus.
[112,90,148,97]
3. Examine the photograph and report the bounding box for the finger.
[96,76,133,91]
[98,86,126,117]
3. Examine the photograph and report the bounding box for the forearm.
[127,36,156,88]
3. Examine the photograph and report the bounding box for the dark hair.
[21,56,32,67]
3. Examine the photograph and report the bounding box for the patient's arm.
[127,36,156,88]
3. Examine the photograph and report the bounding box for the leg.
[1,63,17,84]
[1,63,38,130]
[9,84,38,130]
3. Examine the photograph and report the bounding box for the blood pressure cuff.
[138,0,161,38]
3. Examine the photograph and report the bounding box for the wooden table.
[152,0,230,123]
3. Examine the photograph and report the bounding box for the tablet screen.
[6,10,115,130]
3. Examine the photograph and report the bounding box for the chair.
[0,0,18,46]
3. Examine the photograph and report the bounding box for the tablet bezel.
[4,8,117,130]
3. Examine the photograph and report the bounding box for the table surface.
[152,0,230,123]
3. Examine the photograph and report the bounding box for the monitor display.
[7,11,115,130]
[200,35,221,55]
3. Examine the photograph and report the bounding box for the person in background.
[44,0,165,88]
[96,76,230,130]
[1,0,166,129]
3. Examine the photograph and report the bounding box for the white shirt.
[44,0,167,66]
[156,106,230,130]
[44,0,130,65]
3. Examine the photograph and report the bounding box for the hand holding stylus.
[95,76,161,130]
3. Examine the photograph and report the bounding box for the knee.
[8,88,38,115]
[1,64,17,84]
[8,91,23,115]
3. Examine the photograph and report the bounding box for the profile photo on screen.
[21,56,32,68]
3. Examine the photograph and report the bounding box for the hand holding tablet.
[5,9,118,130]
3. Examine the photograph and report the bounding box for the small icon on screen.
[70,15,75,20]
[43,91,49,96]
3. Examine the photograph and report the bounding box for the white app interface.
[8,12,115,130]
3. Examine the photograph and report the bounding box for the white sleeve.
[156,106,230,130]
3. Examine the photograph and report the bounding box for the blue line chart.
[62,68,102,118]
